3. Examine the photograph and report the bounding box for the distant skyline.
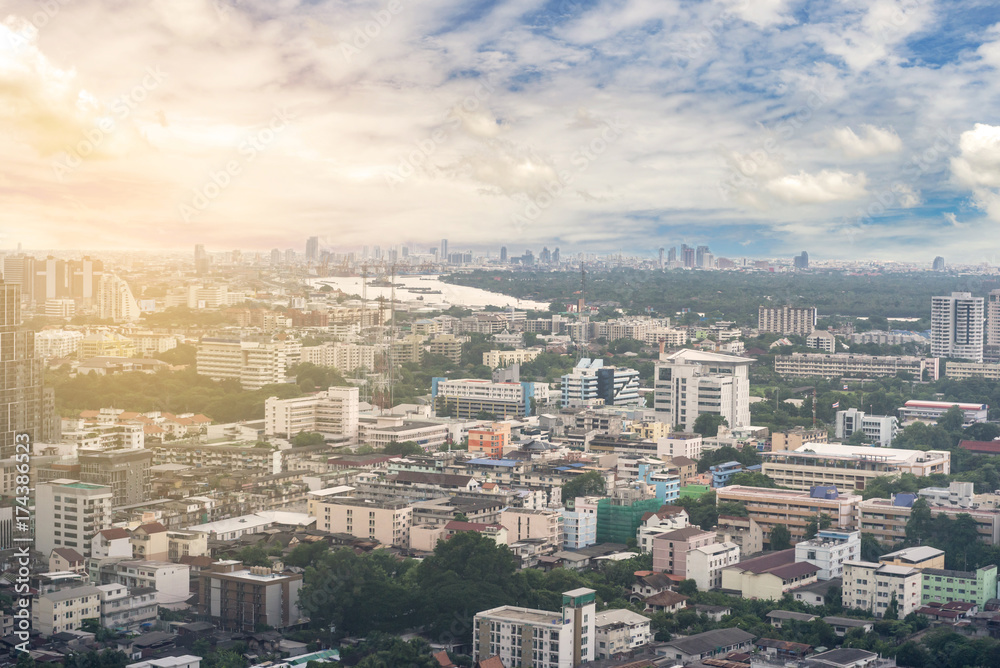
[3,0,1000,261]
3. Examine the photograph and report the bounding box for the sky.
[2,0,1000,262]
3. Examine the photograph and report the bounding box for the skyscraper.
[270,248,281,265]
[794,251,809,269]
[552,247,560,264]
[194,244,210,275]
[658,247,665,269]
[306,236,319,262]
[667,247,677,263]
[696,245,710,267]
[931,292,984,362]
[932,256,946,271]
[499,246,508,263]
[681,244,695,268]
[440,238,448,260]
[0,281,58,457]
[984,290,1000,363]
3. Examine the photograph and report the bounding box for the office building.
[835,408,899,447]
[653,349,752,431]
[0,281,59,458]
[794,530,860,580]
[36,479,113,555]
[482,348,541,368]
[931,292,984,362]
[194,244,211,274]
[758,305,817,336]
[432,377,539,418]
[301,342,378,372]
[986,289,1000,362]
[198,561,303,631]
[79,448,154,507]
[473,588,596,668]
[794,251,809,269]
[761,443,950,492]
[499,246,508,263]
[716,485,861,544]
[933,256,945,271]
[843,560,922,618]
[945,361,1000,380]
[264,387,359,441]
[440,239,448,261]
[196,337,288,390]
[560,358,641,408]
[806,330,836,352]
[305,236,319,262]
[774,352,939,380]
[898,400,988,425]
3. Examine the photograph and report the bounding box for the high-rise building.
[36,479,113,555]
[264,387,360,441]
[667,247,677,263]
[198,561,303,631]
[758,305,817,336]
[69,256,103,303]
[440,238,448,260]
[931,292,984,362]
[32,256,70,302]
[560,358,641,407]
[658,248,665,269]
[2,255,32,297]
[681,244,695,268]
[305,236,319,262]
[696,245,710,267]
[96,274,142,322]
[794,251,809,269]
[932,256,946,271]
[985,290,1000,363]
[270,248,281,265]
[653,349,752,431]
[79,448,153,507]
[284,248,295,264]
[194,244,210,275]
[0,281,58,457]
[552,247,560,264]
[499,246,507,263]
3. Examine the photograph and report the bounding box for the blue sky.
[1,0,999,262]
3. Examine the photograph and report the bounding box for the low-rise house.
[822,616,875,637]
[721,549,820,600]
[631,572,675,600]
[49,548,86,574]
[755,638,812,660]
[766,610,818,628]
[32,585,102,636]
[594,609,651,659]
[642,590,689,614]
[658,627,755,665]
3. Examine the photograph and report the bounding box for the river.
[311,274,550,311]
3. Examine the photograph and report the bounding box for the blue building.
[560,359,641,408]
[709,462,762,488]
[637,462,680,502]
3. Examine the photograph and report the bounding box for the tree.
[382,441,423,456]
[676,579,698,596]
[860,533,883,562]
[885,591,899,620]
[562,471,606,508]
[769,525,791,550]
[291,432,325,447]
[938,404,966,434]
[693,413,728,438]
[905,498,933,545]
[804,513,832,539]
[729,472,780,488]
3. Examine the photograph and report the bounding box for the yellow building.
[310,496,412,547]
[716,485,861,544]
[79,332,136,359]
[879,546,946,570]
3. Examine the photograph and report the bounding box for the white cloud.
[952,123,1000,189]
[833,124,902,157]
[722,0,796,29]
[765,169,868,204]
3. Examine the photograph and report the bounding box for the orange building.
[468,423,511,458]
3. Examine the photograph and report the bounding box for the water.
[312,274,550,311]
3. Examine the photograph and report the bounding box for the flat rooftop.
[477,606,564,627]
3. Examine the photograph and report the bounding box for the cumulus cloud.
[952,123,1000,222]
[765,169,868,204]
[723,0,796,29]
[833,124,902,157]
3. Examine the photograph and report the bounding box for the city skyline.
[2,1,1000,261]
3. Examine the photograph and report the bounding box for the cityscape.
[6,1,1000,668]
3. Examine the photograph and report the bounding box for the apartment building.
[300,342,378,372]
[687,541,741,591]
[310,496,412,547]
[945,361,1000,380]
[921,565,998,607]
[432,378,540,418]
[794,530,860,580]
[761,443,951,492]
[468,423,511,458]
[563,497,599,549]
[594,609,652,660]
[483,348,541,368]
[91,559,190,605]
[32,585,102,636]
[770,427,828,452]
[359,417,450,450]
[774,353,939,380]
[36,479,113,556]
[151,443,282,475]
[97,583,157,632]
[931,292,984,362]
[651,526,716,576]
[473,588,597,668]
[758,305,817,336]
[199,561,303,632]
[715,485,861,544]
[35,329,84,359]
[131,523,169,562]
[720,549,820,600]
[857,495,1000,545]
[717,515,764,556]
[502,508,563,551]
[806,330,836,352]
[427,334,467,363]
[196,337,287,390]
[843,561,922,618]
[658,433,703,460]
[79,448,153,507]
[560,359,641,408]
[264,387,359,441]
[653,349,752,432]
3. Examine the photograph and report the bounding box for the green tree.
[729,472,780,488]
[769,525,791,550]
[562,471,606,508]
[291,432,325,447]
[693,413,728,438]
[676,579,698,596]
[938,404,966,434]
[905,498,933,544]
[885,591,899,620]
[382,441,423,456]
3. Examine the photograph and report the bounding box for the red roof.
[98,528,130,540]
[137,522,168,534]
[960,440,1000,454]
